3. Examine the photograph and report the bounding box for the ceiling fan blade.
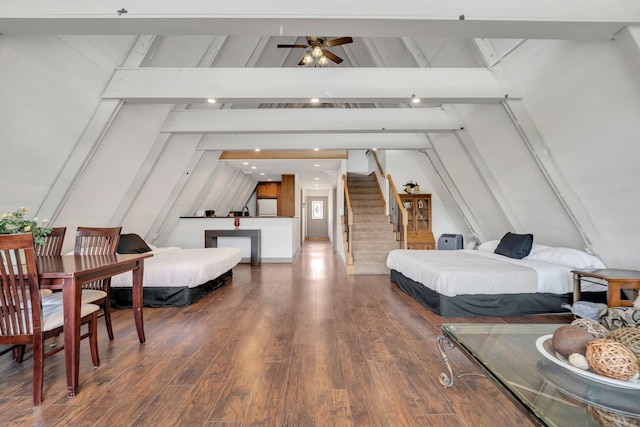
[297,58,306,66]
[323,37,353,47]
[277,44,309,49]
[323,49,343,64]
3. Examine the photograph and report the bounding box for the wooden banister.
[387,174,408,249]
[342,174,354,265]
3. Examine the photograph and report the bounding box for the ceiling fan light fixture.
[207,98,216,103]
[302,53,314,64]
[317,55,329,65]
[311,46,323,57]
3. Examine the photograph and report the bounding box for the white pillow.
[526,247,606,269]
[477,240,500,252]
[526,243,552,257]
[478,240,549,255]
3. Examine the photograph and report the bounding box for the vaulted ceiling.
[2,1,635,189]
[2,1,640,258]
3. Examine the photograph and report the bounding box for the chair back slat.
[35,227,66,256]
[74,227,121,256]
[0,233,41,340]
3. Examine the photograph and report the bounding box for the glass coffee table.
[437,324,640,427]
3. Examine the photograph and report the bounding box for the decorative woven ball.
[608,327,640,360]
[552,325,595,358]
[588,405,639,427]
[585,339,638,381]
[571,318,609,339]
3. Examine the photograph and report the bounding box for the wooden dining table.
[37,253,152,398]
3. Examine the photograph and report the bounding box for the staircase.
[347,173,399,275]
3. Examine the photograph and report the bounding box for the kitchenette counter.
[168,216,301,263]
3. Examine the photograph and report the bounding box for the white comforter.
[111,247,242,289]
[386,249,599,297]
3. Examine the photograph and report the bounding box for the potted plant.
[0,207,52,246]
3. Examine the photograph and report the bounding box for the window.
[312,201,323,220]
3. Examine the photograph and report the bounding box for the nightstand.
[572,268,640,307]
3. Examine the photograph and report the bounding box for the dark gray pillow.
[117,233,152,254]
[494,232,533,259]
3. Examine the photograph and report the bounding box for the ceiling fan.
[277,36,353,66]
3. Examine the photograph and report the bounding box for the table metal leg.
[436,335,485,388]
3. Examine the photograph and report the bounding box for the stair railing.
[368,150,387,212]
[342,174,354,264]
[387,174,408,249]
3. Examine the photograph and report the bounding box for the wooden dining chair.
[35,226,66,256]
[41,226,121,340]
[74,226,121,340]
[0,233,100,405]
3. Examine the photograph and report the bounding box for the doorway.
[306,196,328,239]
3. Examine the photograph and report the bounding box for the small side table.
[572,268,640,307]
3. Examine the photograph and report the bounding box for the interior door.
[306,196,328,239]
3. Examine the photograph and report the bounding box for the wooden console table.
[205,229,261,266]
[572,268,640,307]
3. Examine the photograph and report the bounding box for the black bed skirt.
[111,269,233,308]
[389,269,607,318]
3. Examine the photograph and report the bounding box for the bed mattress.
[111,247,242,289]
[386,249,604,297]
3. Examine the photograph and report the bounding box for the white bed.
[110,246,242,307]
[386,242,608,317]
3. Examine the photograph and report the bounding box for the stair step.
[352,231,396,241]
[351,222,392,232]
[352,251,391,263]
[351,206,385,215]
[350,191,380,198]
[350,214,390,223]
[350,199,384,208]
[352,240,399,251]
[353,262,390,275]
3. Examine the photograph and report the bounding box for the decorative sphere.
[552,325,595,358]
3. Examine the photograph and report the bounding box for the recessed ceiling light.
[260,172,265,175]
[411,98,421,104]
[267,178,272,181]
[207,99,216,103]
[310,98,320,103]
[314,177,320,180]
[251,166,257,169]
[242,162,249,165]
[314,164,320,167]
[313,148,319,151]
[254,148,260,152]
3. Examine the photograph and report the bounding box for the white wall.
[500,39,640,267]
[0,35,135,215]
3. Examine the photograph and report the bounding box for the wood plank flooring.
[0,241,572,426]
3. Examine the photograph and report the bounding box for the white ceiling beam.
[162,108,462,134]
[1,0,638,39]
[197,133,430,150]
[103,68,514,104]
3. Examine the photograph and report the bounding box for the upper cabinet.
[257,182,280,198]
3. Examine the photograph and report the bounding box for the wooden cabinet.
[257,182,280,198]
[400,194,435,250]
[279,174,295,217]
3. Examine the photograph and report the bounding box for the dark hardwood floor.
[0,241,572,426]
